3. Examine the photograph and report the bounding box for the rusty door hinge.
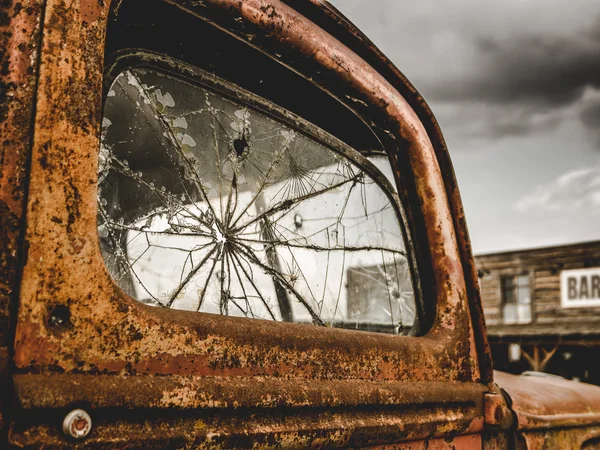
[484,392,513,429]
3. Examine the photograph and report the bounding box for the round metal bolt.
[62,409,92,439]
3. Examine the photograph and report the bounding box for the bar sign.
[560,268,600,308]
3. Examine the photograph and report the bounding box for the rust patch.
[14,0,481,382]
[369,433,482,449]
[8,0,496,446]
[496,370,600,430]
[0,0,45,439]
[13,373,487,412]
[519,426,600,450]
[0,0,45,348]
[80,0,104,23]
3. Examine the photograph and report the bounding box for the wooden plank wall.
[475,240,600,328]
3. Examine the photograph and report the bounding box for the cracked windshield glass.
[98,67,417,334]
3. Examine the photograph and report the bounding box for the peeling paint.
[3,0,600,447]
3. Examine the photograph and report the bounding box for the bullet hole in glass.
[294,213,303,229]
[233,135,249,157]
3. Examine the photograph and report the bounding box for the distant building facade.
[476,240,600,384]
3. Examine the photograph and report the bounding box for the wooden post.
[522,344,558,372]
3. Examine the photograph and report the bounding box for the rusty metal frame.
[9,0,492,446]
[0,0,46,349]
[284,0,493,384]
[0,0,47,438]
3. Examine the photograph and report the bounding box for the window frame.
[100,51,422,334]
[501,273,533,325]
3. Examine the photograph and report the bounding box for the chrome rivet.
[62,409,92,439]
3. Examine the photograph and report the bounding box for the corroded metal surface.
[13,374,487,411]
[3,0,600,446]
[0,0,45,346]
[3,0,600,447]
[11,412,482,449]
[518,426,600,450]
[367,433,483,449]
[495,371,600,430]
[11,375,486,448]
[483,392,513,430]
[6,0,490,446]
[10,0,600,447]
[14,0,481,378]
[0,0,45,440]
[495,370,600,448]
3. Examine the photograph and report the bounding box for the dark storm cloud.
[432,101,563,144]
[329,0,600,144]
[430,17,600,108]
[582,99,600,129]
[581,96,600,147]
[428,14,600,145]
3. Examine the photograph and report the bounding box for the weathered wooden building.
[476,240,600,384]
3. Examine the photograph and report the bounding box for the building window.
[501,274,531,324]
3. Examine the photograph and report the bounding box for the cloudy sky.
[329,0,600,254]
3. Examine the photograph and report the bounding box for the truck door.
[9,0,492,447]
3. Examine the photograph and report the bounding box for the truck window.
[98,59,418,334]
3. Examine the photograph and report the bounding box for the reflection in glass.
[98,67,416,334]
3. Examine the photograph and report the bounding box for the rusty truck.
[2,0,600,448]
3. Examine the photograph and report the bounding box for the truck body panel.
[0,0,599,448]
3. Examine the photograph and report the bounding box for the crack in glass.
[98,66,416,334]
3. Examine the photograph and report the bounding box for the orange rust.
[495,371,600,430]
[0,0,47,436]
[5,0,488,444]
[0,0,46,347]
[9,405,484,449]
[368,433,482,449]
[13,373,487,412]
[13,0,482,387]
[80,0,104,23]
[13,0,482,383]
[3,0,600,447]
[483,392,513,429]
[518,426,600,450]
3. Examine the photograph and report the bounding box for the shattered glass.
[98,67,416,334]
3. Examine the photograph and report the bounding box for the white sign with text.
[560,267,600,308]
